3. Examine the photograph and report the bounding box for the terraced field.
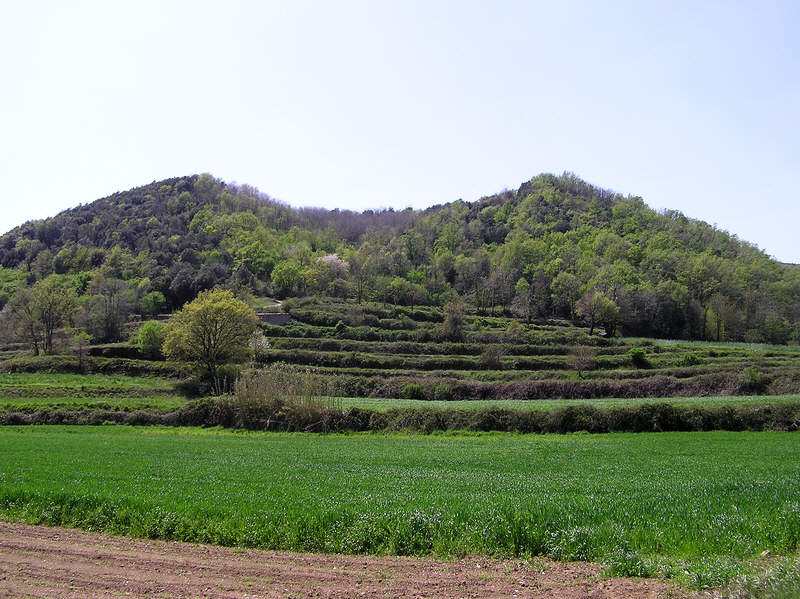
[256,298,800,402]
[0,373,185,414]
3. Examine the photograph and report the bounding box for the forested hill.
[1,172,798,344]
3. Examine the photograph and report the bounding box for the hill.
[0,172,798,344]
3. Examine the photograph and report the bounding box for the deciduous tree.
[163,289,259,387]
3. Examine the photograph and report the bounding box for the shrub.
[214,364,242,394]
[433,383,454,401]
[680,353,701,367]
[334,320,347,337]
[400,383,425,400]
[628,348,650,369]
[478,347,505,370]
[137,321,167,359]
[742,366,765,392]
[228,365,338,431]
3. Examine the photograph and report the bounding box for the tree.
[513,277,534,323]
[163,289,259,387]
[551,271,580,319]
[139,291,167,316]
[270,260,303,298]
[568,345,596,379]
[576,289,619,336]
[346,248,374,304]
[138,320,167,359]
[82,275,135,342]
[442,298,465,341]
[4,275,79,354]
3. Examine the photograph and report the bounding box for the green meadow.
[0,426,797,589]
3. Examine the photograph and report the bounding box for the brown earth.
[0,521,695,599]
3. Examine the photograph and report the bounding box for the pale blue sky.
[1,1,798,262]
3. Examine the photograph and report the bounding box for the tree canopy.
[162,289,259,382]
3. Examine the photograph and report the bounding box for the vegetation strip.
[3,397,799,434]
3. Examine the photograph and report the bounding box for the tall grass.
[227,364,340,431]
[716,560,800,599]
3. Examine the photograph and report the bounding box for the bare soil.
[0,521,693,598]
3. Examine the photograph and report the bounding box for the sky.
[1,0,798,262]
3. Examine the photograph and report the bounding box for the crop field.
[0,426,797,589]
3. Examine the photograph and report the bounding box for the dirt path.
[0,521,692,599]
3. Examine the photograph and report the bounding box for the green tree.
[513,277,534,323]
[4,275,79,354]
[139,291,167,316]
[442,298,466,341]
[576,289,619,336]
[551,271,580,319]
[270,260,303,297]
[138,320,167,359]
[163,289,259,386]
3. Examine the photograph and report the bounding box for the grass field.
[0,373,184,413]
[0,373,177,396]
[0,396,187,413]
[338,394,800,412]
[0,426,797,589]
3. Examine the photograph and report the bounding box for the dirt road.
[0,521,691,598]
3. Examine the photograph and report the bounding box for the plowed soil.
[0,521,693,598]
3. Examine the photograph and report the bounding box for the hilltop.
[0,171,798,344]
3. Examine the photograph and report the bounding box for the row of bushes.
[261,321,604,346]
[257,349,571,371]
[267,337,638,357]
[0,355,189,378]
[289,308,429,331]
[256,348,648,372]
[313,370,794,400]
[283,298,445,323]
[3,400,799,434]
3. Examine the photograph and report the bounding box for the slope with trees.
[0,172,798,347]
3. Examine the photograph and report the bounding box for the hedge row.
[3,400,799,434]
[320,371,799,400]
[261,322,603,346]
[266,337,637,357]
[0,356,189,378]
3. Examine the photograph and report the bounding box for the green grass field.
[0,373,177,395]
[1,426,797,588]
[0,396,187,413]
[0,373,184,413]
[338,394,800,412]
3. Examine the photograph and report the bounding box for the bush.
[680,353,701,367]
[479,347,505,370]
[400,383,425,400]
[742,366,765,392]
[334,320,347,337]
[628,348,650,369]
[137,321,167,359]
[433,383,454,401]
[226,365,339,431]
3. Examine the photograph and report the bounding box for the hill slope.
[0,172,798,344]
